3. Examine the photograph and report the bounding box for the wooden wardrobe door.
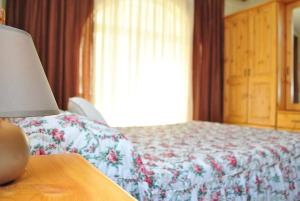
[224,13,249,123]
[248,3,277,126]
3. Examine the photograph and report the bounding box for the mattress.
[119,121,300,201]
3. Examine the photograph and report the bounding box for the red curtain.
[192,0,224,122]
[6,0,93,109]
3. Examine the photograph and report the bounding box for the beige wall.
[225,0,270,16]
[0,0,6,9]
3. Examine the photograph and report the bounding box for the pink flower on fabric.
[144,153,159,161]
[163,151,176,158]
[89,145,96,153]
[140,165,154,176]
[188,154,196,160]
[172,170,180,183]
[93,120,107,126]
[282,166,297,180]
[48,144,56,149]
[136,156,143,166]
[209,158,223,175]
[214,165,223,175]
[226,143,237,148]
[199,184,207,194]
[146,161,157,167]
[112,135,117,142]
[140,165,147,174]
[226,155,237,167]
[71,148,78,153]
[289,182,295,190]
[246,184,249,193]
[145,175,153,187]
[258,151,266,157]
[160,143,170,148]
[211,191,221,201]
[267,147,280,159]
[36,148,45,155]
[51,129,65,142]
[106,149,118,164]
[255,176,262,186]
[234,185,242,194]
[193,164,203,174]
[144,153,152,160]
[30,120,42,127]
[63,115,80,124]
[278,145,289,154]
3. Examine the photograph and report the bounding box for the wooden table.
[0,154,136,201]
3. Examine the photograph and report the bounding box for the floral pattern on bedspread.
[11,112,151,200]
[119,122,300,201]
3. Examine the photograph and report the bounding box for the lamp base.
[0,120,29,185]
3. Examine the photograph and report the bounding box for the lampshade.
[0,25,59,185]
[0,25,59,117]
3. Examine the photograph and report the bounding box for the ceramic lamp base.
[0,120,29,185]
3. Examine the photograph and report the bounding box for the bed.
[119,122,300,201]
[12,112,300,201]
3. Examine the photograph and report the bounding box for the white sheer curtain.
[94,0,194,127]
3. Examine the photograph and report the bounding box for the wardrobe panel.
[248,3,277,126]
[224,13,249,123]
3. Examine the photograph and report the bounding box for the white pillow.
[67,97,107,124]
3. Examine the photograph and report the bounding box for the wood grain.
[224,11,249,124]
[247,2,277,126]
[0,154,136,201]
[277,1,286,110]
[0,8,5,24]
[278,0,300,3]
[277,110,300,130]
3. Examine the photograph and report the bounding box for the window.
[94,0,194,126]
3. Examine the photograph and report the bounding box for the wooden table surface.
[0,154,136,201]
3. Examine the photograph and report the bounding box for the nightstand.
[0,154,136,201]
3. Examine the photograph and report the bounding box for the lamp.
[0,25,59,185]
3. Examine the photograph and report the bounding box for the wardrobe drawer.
[277,111,300,131]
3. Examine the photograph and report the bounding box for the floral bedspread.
[11,113,300,201]
[11,112,151,200]
[119,121,300,201]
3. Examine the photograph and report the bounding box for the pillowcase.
[68,97,107,124]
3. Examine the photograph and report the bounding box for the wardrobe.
[224,1,279,127]
[224,0,300,131]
